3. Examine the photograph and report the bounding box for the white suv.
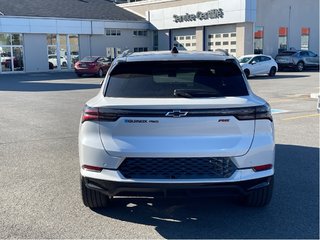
[79,49,275,208]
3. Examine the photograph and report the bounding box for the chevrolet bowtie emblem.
[165,110,188,118]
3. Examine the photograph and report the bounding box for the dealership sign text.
[173,9,224,23]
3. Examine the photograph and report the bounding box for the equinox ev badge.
[165,110,188,118]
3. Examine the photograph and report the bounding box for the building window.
[230,49,236,53]
[0,33,24,73]
[208,35,213,39]
[134,47,148,52]
[208,42,214,46]
[47,34,79,70]
[254,26,264,54]
[301,27,310,50]
[106,29,121,36]
[173,34,196,51]
[69,35,79,66]
[215,34,221,38]
[153,30,158,51]
[215,42,221,46]
[278,27,288,53]
[223,41,229,45]
[230,41,236,45]
[223,33,229,38]
[230,33,236,37]
[133,30,147,37]
[106,47,122,59]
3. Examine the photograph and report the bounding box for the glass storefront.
[47,34,79,70]
[278,27,288,53]
[0,33,24,73]
[301,27,310,50]
[254,26,264,54]
[69,35,79,66]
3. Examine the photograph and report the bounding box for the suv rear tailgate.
[98,98,256,158]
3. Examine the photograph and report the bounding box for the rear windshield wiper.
[174,89,221,98]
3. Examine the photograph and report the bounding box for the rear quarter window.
[105,61,248,98]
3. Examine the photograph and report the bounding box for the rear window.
[81,56,98,62]
[105,61,248,98]
[277,51,297,56]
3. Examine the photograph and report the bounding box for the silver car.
[79,49,275,209]
[275,50,319,71]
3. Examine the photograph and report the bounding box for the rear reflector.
[82,165,103,172]
[252,164,273,172]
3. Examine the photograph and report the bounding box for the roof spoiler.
[118,49,132,58]
[215,49,229,56]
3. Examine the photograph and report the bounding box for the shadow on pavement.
[93,144,319,239]
[248,74,310,80]
[0,72,101,92]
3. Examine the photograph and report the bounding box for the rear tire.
[296,62,304,72]
[81,177,109,208]
[49,62,54,70]
[242,177,274,207]
[97,68,103,78]
[268,66,276,77]
[244,69,250,78]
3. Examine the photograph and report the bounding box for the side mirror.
[251,61,256,65]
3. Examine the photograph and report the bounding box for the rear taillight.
[252,164,273,172]
[81,106,99,123]
[81,105,120,123]
[235,104,273,122]
[255,104,273,121]
[82,164,103,172]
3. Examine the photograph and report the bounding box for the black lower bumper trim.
[83,176,274,198]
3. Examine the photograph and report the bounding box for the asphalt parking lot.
[0,70,319,239]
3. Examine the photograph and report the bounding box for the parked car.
[238,54,278,78]
[79,48,275,209]
[74,56,111,77]
[48,55,68,68]
[275,50,319,71]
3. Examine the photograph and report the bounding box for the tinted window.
[277,51,297,56]
[250,56,261,63]
[261,56,271,61]
[308,51,317,57]
[106,61,248,98]
[81,56,98,62]
[238,57,252,63]
[299,51,308,57]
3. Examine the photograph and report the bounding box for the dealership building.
[0,0,318,74]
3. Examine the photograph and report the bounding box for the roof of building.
[0,0,145,21]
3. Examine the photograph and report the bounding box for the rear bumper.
[276,63,296,68]
[75,68,98,74]
[83,175,274,197]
